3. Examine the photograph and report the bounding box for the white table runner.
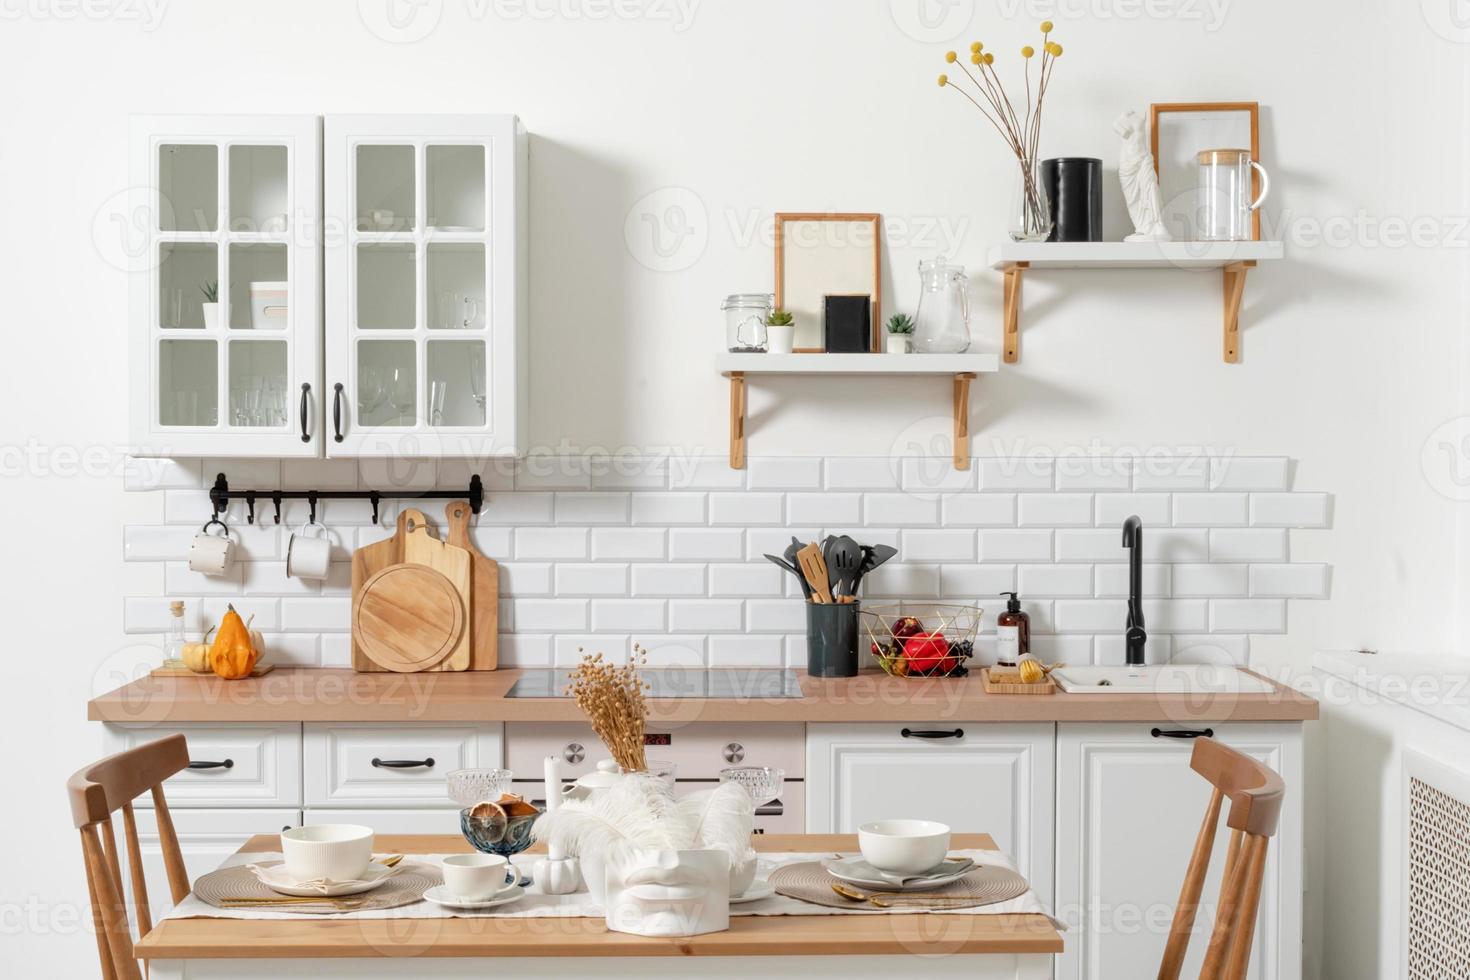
[165,848,1061,926]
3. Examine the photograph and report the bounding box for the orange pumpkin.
[209,604,261,680]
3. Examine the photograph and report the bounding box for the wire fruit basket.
[860,603,982,678]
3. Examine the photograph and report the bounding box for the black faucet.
[1121,516,1147,667]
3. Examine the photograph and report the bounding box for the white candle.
[543,755,561,814]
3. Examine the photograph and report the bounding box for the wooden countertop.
[135,833,1063,960]
[89,667,1318,724]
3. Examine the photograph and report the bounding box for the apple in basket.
[902,631,956,675]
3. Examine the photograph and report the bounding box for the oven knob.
[563,743,585,764]
[722,742,745,764]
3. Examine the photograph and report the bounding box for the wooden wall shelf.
[986,241,1283,363]
[714,353,1000,470]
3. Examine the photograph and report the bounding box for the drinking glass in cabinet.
[159,243,217,329]
[357,340,415,427]
[158,339,218,426]
[356,244,415,329]
[427,340,487,427]
[158,144,218,232]
[426,144,486,231]
[228,341,287,427]
[356,144,414,232]
[428,243,485,329]
[228,144,288,233]
[229,243,287,329]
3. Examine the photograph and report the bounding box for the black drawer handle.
[371,757,435,769]
[901,728,965,740]
[755,801,785,816]
[1151,728,1214,740]
[187,759,234,770]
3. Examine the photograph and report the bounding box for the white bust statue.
[1114,110,1172,241]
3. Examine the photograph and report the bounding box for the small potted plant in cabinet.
[200,280,220,329]
[885,313,915,353]
[765,308,796,354]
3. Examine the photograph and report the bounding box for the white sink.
[1050,664,1276,695]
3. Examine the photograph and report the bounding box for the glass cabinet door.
[325,115,525,458]
[130,116,321,457]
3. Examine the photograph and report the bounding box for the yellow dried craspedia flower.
[1021,45,1035,58]
[1047,42,1063,56]
[1040,20,1054,32]
[938,73,949,86]
[971,41,983,52]
[971,52,983,64]
[984,52,995,64]
[945,50,957,63]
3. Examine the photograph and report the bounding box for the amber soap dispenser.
[996,591,1030,667]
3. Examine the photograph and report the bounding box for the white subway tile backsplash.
[1094,563,1170,598]
[668,528,744,561]
[280,597,347,631]
[1095,493,1171,527]
[126,525,201,562]
[900,458,975,494]
[747,458,822,490]
[469,526,514,560]
[709,563,784,597]
[1134,457,1211,491]
[514,599,590,631]
[514,456,593,491]
[1209,599,1286,633]
[1020,564,1094,597]
[357,458,436,494]
[787,493,860,526]
[320,633,352,668]
[709,493,783,526]
[824,458,901,491]
[1210,528,1287,562]
[1170,563,1249,597]
[635,635,707,666]
[204,459,280,489]
[942,494,1016,526]
[125,457,201,491]
[498,634,553,667]
[591,599,666,632]
[438,458,515,492]
[1250,492,1329,528]
[865,563,941,597]
[902,529,977,562]
[202,598,280,630]
[1146,530,1210,563]
[1250,563,1331,598]
[555,635,630,665]
[941,564,1016,597]
[1173,494,1248,527]
[1058,599,1204,633]
[710,635,784,666]
[977,457,1054,490]
[499,562,553,596]
[863,494,939,526]
[667,457,744,490]
[980,529,1053,561]
[262,633,320,667]
[321,562,352,596]
[591,455,670,490]
[1018,493,1094,527]
[515,527,590,561]
[240,562,318,596]
[1055,529,1122,562]
[748,527,821,561]
[1211,456,1290,491]
[631,493,706,525]
[1030,634,1095,665]
[592,528,666,561]
[746,599,807,632]
[631,564,706,597]
[669,599,744,632]
[478,492,554,525]
[555,564,629,596]
[1054,456,1134,491]
[1172,634,1249,665]
[554,492,629,525]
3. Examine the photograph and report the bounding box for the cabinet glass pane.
[426,145,485,231]
[228,340,289,427]
[229,145,288,233]
[159,144,218,232]
[357,244,415,329]
[427,243,485,330]
[357,340,416,427]
[229,244,288,329]
[158,339,218,426]
[159,242,218,329]
[356,145,414,231]
[427,340,487,427]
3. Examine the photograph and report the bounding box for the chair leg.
[1199,834,1260,980]
[83,831,119,980]
[83,826,143,980]
[1158,787,1223,980]
[1223,835,1269,980]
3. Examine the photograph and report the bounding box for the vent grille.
[1407,768,1470,977]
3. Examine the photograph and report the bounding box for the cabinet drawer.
[304,723,503,807]
[105,723,302,808]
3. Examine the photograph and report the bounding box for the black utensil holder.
[807,601,862,677]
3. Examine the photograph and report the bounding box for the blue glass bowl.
[459,804,540,882]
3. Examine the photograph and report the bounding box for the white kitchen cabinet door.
[129,115,322,456]
[104,722,303,808]
[805,723,1055,904]
[324,114,527,459]
[304,722,503,807]
[1055,723,1303,980]
[130,807,301,918]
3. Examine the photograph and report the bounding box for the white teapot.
[561,759,624,804]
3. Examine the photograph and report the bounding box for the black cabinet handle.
[900,728,965,740]
[1150,728,1214,740]
[298,382,311,442]
[371,757,435,769]
[755,801,784,816]
[332,383,345,443]
[187,759,234,770]
[281,825,293,832]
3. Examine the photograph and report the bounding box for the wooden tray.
[153,662,275,678]
[981,667,1056,695]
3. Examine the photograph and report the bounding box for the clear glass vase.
[1008,158,1053,243]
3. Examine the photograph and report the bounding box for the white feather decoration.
[532,774,689,860]
[675,782,754,855]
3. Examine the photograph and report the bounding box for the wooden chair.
[68,733,191,980]
[1157,736,1285,980]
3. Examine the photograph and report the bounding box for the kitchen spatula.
[796,543,834,604]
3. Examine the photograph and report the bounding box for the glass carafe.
[911,259,971,354]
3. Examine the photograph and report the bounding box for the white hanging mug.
[286,520,332,581]
[188,519,236,577]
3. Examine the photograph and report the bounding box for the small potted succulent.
[200,280,220,329]
[885,313,915,354]
[765,308,795,354]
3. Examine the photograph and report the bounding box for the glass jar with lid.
[722,293,773,352]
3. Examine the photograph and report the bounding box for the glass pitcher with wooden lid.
[1197,149,1270,241]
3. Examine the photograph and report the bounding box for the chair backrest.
[1157,737,1285,980]
[67,734,191,980]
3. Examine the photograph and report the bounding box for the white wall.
[0,1,1465,973]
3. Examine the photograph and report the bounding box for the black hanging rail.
[208,472,484,525]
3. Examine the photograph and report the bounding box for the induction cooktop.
[505,668,803,699]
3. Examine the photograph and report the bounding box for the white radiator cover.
[1404,749,1470,978]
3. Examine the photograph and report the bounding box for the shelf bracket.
[1222,260,1253,363]
[728,371,747,469]
[953,373,975,470]
[1002,261,1027,363]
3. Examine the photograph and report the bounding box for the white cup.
[281,824,374,883]
[188,521,236,577]
[286,520,332,581]
[442,853,508,902]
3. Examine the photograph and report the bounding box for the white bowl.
[280,824,373,883]
[441,853,508,902]
[729,849,757,896]
[857,819,951,875]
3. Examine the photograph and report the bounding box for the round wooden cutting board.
[352,563,466,672]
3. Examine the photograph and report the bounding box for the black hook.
[308,490,319,525]
[245,491,257,525]
[209,473,229,517]
[468,474,484,515]
[369,491,382,525]
[272,491,282,525]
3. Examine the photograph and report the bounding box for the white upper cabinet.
[129,115,323,457]
[324,114,528,459]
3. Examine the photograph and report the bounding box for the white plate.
[824,857,973,892]
[730,880,776,904]
[422,883,525,910]
[251,861,399,898]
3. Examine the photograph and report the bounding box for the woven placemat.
[768,861,1029,911]
[192,861,439,914]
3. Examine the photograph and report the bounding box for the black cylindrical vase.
[806,601,861,677]
[1042,158,1103,242]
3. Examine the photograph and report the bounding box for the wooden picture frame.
[1149,102,1262,241]
[774,212,882,352]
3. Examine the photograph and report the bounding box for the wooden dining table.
[136,832,1061,979]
